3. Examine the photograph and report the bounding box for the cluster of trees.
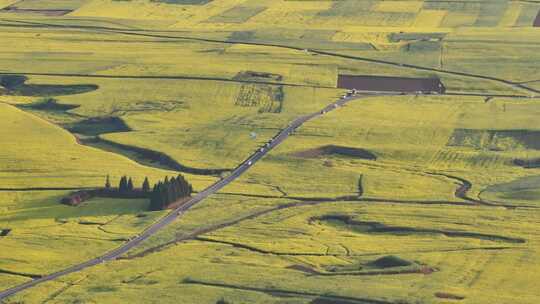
[105,175,151,193]
[150,175,193,211]
[102,175,192,210]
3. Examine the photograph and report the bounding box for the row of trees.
[150,175,193,211]
[105,175,151,193]
[104,175,193,210]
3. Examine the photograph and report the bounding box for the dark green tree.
[148,175,193,211]
[119,176,128,193]
[105,175,111,189]
[142,177,150,193]
[166,181,176,204]
[149,183,161,211]
[175,176,182,197]
[172,178,180,200]
[127,177,134,192]
[159,182,168,208]
[177,174,188,197]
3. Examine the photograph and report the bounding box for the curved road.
[0,91,396,300]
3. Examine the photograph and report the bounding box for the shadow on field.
[2,192,150,222]
[0,75,97,96]
[65,117,131,137]
[17,98,231,175]
[18,97,80,112]
[291,145,377,160]
[0,229,11,237]
[183,279,394,304]
[80,137,231,175]
[312,214,525,244]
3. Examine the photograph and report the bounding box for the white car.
[247,161,252,166]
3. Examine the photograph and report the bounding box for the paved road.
[0,91,397,300]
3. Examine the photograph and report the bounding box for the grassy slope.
[1,0,540,303]
[0,103,206,288]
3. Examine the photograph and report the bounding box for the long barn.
[337,75,446,94]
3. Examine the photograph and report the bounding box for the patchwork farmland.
[0,0,539,303]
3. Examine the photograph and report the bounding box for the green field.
[1,0,539,303]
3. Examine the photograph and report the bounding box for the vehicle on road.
[247,161,252,166]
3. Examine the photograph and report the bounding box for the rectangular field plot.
[423,1,482,12]
[0,0,86,15]
[152,0,212,4]
[337,75,445,93]
[474,2,509,27]
[206,5,266,23]
[318,0,377,17]
[374,1,423,13]
[515,3,540,26]
[441,11,478,27]
[413,9,447,27]
[318,10,417,26]
[498,2,522,27]
[234,84,283,113]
